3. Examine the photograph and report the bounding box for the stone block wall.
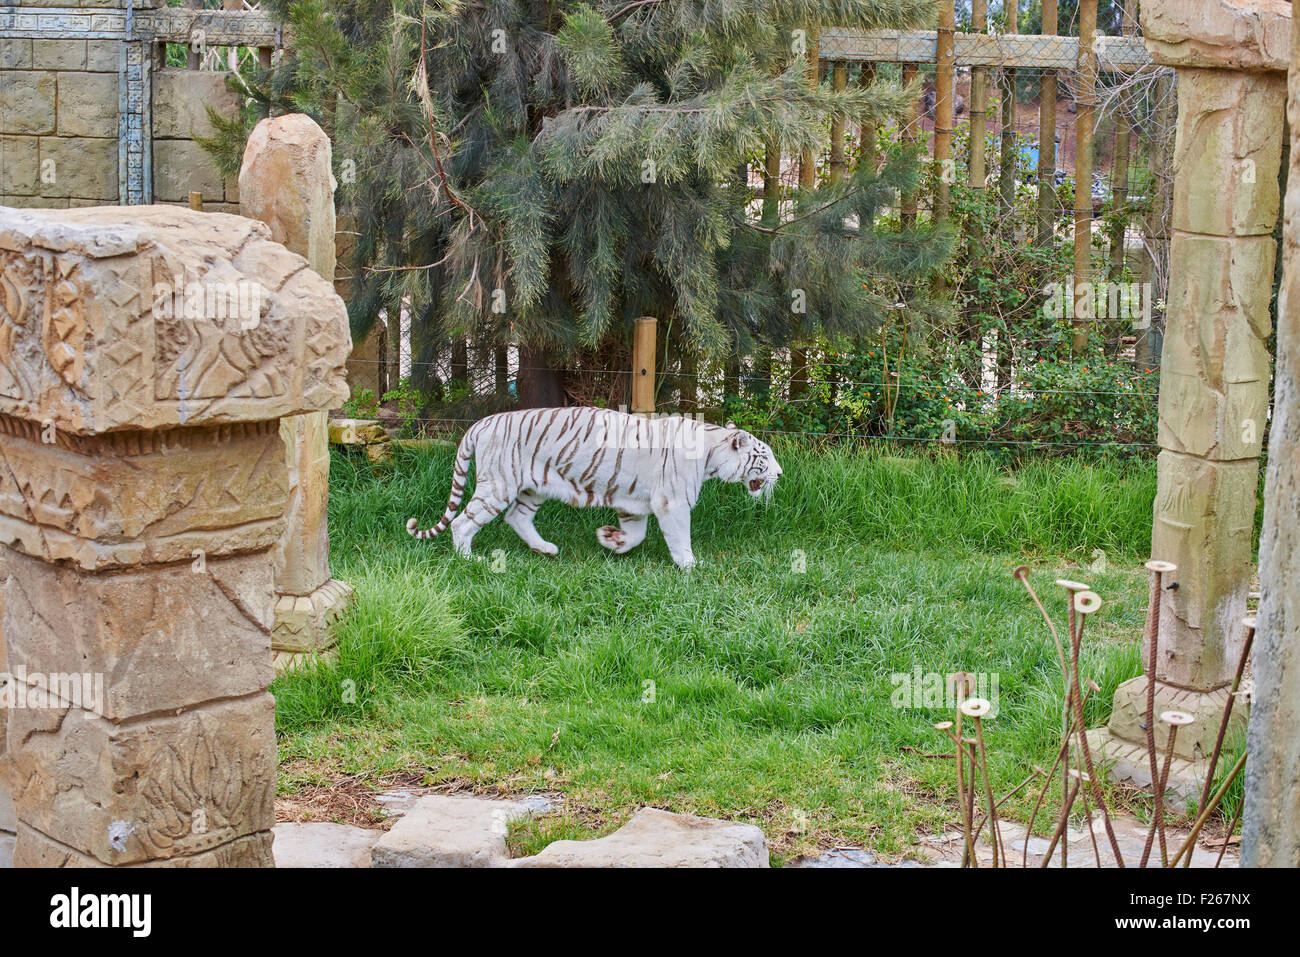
[0,0,241,211]
[152,68,241,213]
[0,31,121,207]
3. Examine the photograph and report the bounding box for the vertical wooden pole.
[1136,72,1175,370]
[1072,0,1098,354]
[901,63,920,226]
[1036,0,1059,245]
[258,45,275,119]
[799,36,820,192]
[655,312,670,406]
[829,61,848,184]
[189,191,203,211]
[1106,0,1137,291]
[763,139,781,225]
[494,346,508,396]
[965,0,990,382]
[676,321,698,412]
[791,38,821,400]
[994,0,1020,390]
[186,0,203,68]
[968,0,989,192]
[451,338,468,385]
[858,63,878,172]
[933,0,956,224]
[631,317,657,413]
[724,357,740,402]
[222,0,243,72]
[998,0,1019,218]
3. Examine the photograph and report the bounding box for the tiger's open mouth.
[748,479,764,493]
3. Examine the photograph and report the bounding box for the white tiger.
[406,407,782,568]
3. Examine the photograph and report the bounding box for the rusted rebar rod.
[1137,560,1175,865]
[1062,584,1126,864]
[1169,750,1247,868]
[967,700,1003,866]
[940,717,977,868]
[1154,711,1192,866]
[1039,776,1082,867]
[971,770,1041,846]
[1184,617,1254,868]
[1215,802,1243,869]
[1196,618,1255,818]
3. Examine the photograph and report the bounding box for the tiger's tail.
[406,424,479,539]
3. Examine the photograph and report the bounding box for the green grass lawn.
[275,443,1164,861]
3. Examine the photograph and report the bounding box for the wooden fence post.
[763,138,781,224]
[790,39,822,401]
[998,0,1019,218]
[830,60,849,184]
[800,34,820,193]
[1106,0,1138,299]
[189,190,203,211]
[186,0,203,68]
[933,0,956,224]
[632,317,657,413]
[969,0,989,193]
[901,63,920,226]
[1072,0,1098,353]
[1036,0,1059,245]
[859,63,878,171]
[1137,72,1175,370]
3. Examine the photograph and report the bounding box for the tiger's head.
[721,423,782,500]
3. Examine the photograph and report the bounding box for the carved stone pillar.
[238,114,353,669]
[1089,0,1290,795]
[0,204,349,865]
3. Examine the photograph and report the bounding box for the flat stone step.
[371,795,532,868]
[512,808,769,868]
[272,822,381,868]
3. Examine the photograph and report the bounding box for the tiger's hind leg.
[597,511,648,555]
[504,490,558,556]
[450,485,509,559]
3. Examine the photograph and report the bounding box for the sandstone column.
[1244,2,1300,868]
[0,204,349,865]
[238,114,354,670]
[1089,0,1290,794]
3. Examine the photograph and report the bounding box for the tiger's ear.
[725,421,735,429]
[730,431,751,452]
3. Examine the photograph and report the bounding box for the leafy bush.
[340,387,379,419]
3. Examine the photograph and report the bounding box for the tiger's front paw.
[597,525,627,551]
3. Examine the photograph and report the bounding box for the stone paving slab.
[271,789,1237,869]
[511,807,769,868]
[272,822,380,868]
[371,795,533,868]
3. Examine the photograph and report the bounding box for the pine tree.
[209,0,952,407]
